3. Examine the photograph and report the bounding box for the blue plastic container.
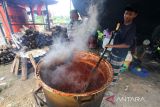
[130,64,149,78]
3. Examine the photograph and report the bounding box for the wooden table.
[10,48,48,80]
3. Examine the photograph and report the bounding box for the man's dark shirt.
[112,23,136,58]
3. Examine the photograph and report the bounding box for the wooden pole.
[14,55,20,75]
[28,0,35,29]
[0,23,7,44]
[45,2,51,30]
[29,54,37,70]
[10,54,18,73]
[21,57,27,81]
[2,0,14,33]
[29,54,38,78]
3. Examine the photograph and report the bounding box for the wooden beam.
[2,0,14,33]
[29,54,37,70]
[21,57,27,81]
[10,54,19,73]
[14,55,20,75]
[45,2,51,30]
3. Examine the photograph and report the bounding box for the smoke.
[44,4,99,64]
[42,2,105,93]
[50,63,86,92]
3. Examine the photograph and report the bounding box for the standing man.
[106,6,138,84]
[67,10,82,40]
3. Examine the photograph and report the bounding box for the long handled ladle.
[83,23,120,92]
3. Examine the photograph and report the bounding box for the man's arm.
[106,25,136,49]
[105,44,129,48]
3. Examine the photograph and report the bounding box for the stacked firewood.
[36,33,53,48]
[21,29,53,49]
[0,45,15,64]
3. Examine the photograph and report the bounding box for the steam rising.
[44,5,98,64]
[50,63,87,92]
[41,4,105,93]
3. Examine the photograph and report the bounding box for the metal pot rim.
[36,51,113,97]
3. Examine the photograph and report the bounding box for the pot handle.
[74,95,95,105]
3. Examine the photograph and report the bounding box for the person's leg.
[110,53,125,84]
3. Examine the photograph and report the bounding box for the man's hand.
[105,45,113,48]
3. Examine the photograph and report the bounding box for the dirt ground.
[0,63,160,107]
